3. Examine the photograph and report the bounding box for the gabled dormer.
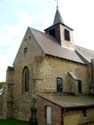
[45,8,74,50]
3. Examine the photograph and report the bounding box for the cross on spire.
[56,0,58,9]
[54,0,59,9]
[53,0,64,25]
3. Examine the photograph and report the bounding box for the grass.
[0,119,31,125]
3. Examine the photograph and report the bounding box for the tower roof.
[53,8,64,25]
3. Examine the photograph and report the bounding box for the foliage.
[0,82,7,88]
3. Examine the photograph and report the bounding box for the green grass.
[0,119,31,125]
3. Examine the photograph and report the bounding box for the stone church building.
[4,7,94,124]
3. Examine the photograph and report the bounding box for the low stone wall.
[13,94,32,121]
[0,88,7,119]
[64,110,83,125]
[0,95,3,118]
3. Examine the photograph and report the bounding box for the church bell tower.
[45,7,75,50]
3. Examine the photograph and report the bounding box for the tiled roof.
[30,27,85,64]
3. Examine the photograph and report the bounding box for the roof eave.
[38,94,94,110]
[45,53,85,65]
[44,23,74,32]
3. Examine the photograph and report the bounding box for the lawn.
[0,119,31,125]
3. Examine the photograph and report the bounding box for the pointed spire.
[53,8,64,25]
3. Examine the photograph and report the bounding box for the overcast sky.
[0,0,94,81]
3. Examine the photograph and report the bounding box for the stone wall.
[12,28,43,97]
[0,95,3,118]
[6,67,14,118]
[13,94,32,121]
[6,28,44,120]
[36,55,88,94]
[0,86,7,119]
[60,24,74,50]
[64,111,83,125]
[64,109,94,125]
[6,27,90,121]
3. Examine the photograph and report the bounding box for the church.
[4,4,94,125]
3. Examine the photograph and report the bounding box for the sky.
[0,0,94,81]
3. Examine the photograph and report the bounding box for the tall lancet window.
[57,77,63,93]
[22,66,29,93]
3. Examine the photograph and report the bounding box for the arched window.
[22,66,29,93]
[57,77,63,93]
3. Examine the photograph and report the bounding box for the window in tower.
[64,29,70,41]
[49,29,55,38]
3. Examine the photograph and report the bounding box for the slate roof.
[30,27,85,64]
[76,45,94,63]
[53,8,64,25]
[38,94,94,109]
